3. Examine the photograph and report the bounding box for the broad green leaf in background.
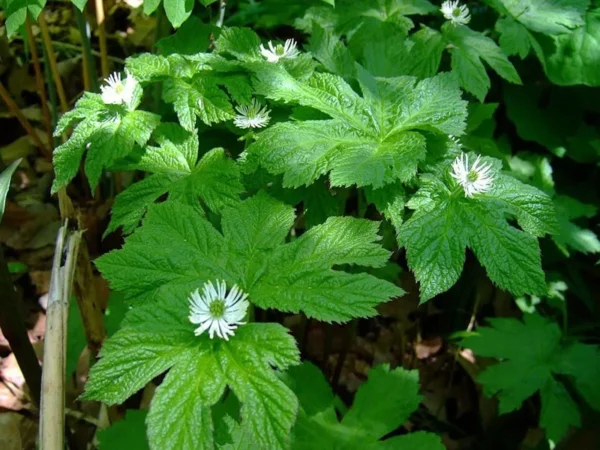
[71,0,88,11]
[0,158,22,223]
[462,313,600,444]
[488,0,589,35]
[155,16,216,55]
[308,23,356,80]
[552,195,600,256]
[98,410,149,450]
[4,0,46,36]
[96,193,402,321]
[51,93,160,192]
[495,17,540,59]
[143,0,197,29]
[66,300,87,377]
[247,66,467,189]
[540,8,600,86]
[287,362,444,449]
[398,155,557,302]
[83,296,300,450]
[442,24,522,102]
[107,124,243,235]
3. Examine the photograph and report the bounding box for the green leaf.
[71,0,88,11]
[97,193,400,321]
[342,365,421,440]
[490,0,589,35]
[52,95,160,192]
[399,157,554,301]
[378,432,445,450]
[217,416,256,450]
[66,300,87,376]
[365,182,405,234]
[541,8,600,86]
[162,76,235,130]
[496,17,534,59]
[107,125,243,235]
[462,313,600,443]
[539,378,581,444]
[214,27,263,62]
[308,23,356,80]
[156,16,215,55]
[5,0,46,37]
[163,0,194,28]
[443,24,521,102]
[552,195,600,256]
[248,67,467,188]
[290,363,442,449]
[98,410,149,450]
[0,158,21,223]
[84,293,299,450]
[285,362,334,416]
[402,27,445,79]
[147,353,221,450]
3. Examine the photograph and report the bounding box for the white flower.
[233,99,271,129]
[189,280,249,340]
[260,39,300,63]
[100,71,138,108]
[441,1,471,26]
[450,153,494,197]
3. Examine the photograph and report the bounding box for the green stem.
[74,6,99,92]
[41,42,59,147]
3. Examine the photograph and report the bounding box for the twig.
[38,14,69,113]
[0,82,49,153]
[0,246,43,406]
[93,0,110,77]
[216,0,227,27]
[65,408,103,427]
[40,224,82,450]
[25,15,53,154]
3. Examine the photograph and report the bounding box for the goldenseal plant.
[45,0,600,448]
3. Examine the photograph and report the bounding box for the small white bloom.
[260,39,300,63]
[233,99,271,129]
[441,1,471,26]
[189,280,249,340]
[450,153,494,197]
[100,71,138,108]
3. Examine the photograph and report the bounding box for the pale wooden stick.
[40,225,82,450]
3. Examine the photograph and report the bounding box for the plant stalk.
[93,0,110,77]
[25,15,53,153]
[38,14,69,113]
[0,246,42,406]
[40,225,82,450]
[216,0,227,27]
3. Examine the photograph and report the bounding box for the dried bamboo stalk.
[40,225,82,450]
